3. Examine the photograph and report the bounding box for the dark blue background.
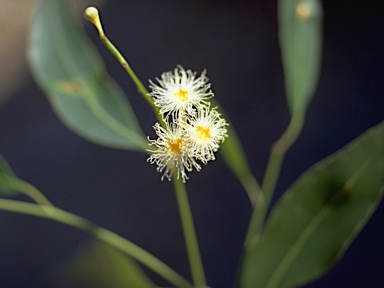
[0,0,383,287]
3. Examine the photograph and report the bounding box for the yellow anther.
[174,89,189,102]
[168,138,183,155]
[196,126,211,140]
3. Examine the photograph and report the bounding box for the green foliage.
[28,0,147,151]
[220,114,260,204]
[240,121,384,288]
[69,240,156,288]
[0,0,379,287]
[0,155,19,196]
[279,0,323,118]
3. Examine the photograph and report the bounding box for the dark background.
[0,0,383,287]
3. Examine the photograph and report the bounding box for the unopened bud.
[84,6,105,38]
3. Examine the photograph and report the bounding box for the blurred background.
[0,0,383,287]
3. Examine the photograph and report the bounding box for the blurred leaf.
[279,0,323,117]
[0,154,19,196]
[0,154,15,177]
[28,0,147,151]
[220,124,259,204]
[213,98,260,205]
[240,121,384,288]
[69,240,156,288]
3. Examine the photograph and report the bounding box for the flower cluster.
[147,66,228,182]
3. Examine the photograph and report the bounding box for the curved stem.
[99,35,150,101]
[99,32,167,131]
[262,115,304,199]
[213,100,262,207]
[19,181,53,207]
[0,198,192,288]
[244,114,304,247]
[97,34,165,128]
[3,176,53,207]
[84,7,161,121]
[241,172,263,207]
[173,174,207,287]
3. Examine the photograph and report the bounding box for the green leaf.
[69,240,156,288]
[212,98,260,205]
[28,0,147,151]
[279,0,323,117]
[240,121,384,288]
[0,154,19,196]
[220,124,260,205]
[0,154,15,177]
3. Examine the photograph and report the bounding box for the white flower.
[149,65,213,119]
[147,66,229,182]
[185,105,228,163]
[147,122,201,182]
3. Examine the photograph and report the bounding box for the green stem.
[213,99,262,207]
[84,7,160,118]
[244,114,304,247]
[98,34,165,127]
[99,35,150,100]
[4,176,53,207]
[173,174,207,287]
[0,198,192,288]
[241,172,263,207]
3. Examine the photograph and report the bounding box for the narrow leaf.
[279,0,323,117]
[0,155,19,196]
[240,122,384,288]
[0,154,15,177]
[213,99,260,205]
[69,240,156,288]
[220,124,260,205]
[28,0,147,151]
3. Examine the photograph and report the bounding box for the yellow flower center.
[174,89,189,102]
[196,125,211,141]
[168,138,183,155]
